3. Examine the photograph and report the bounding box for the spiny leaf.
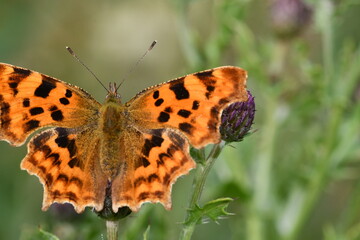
[184,197,234,226]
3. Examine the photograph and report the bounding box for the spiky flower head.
[271,0,313,40]
[220,91,255,142]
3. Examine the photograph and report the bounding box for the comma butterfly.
[0,62,247,213]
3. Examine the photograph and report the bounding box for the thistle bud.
[270,0,313,39]
[220,91,255,142]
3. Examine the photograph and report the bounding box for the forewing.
[126,66,248,148]
[0,63,100,146]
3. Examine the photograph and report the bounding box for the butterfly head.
[106,82,122,103]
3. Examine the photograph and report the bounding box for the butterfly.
[0,62,248,213]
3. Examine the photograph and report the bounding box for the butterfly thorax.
[99,89,127,180]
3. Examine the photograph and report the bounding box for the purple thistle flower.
[220,91,255,142]
[271,0,313,40]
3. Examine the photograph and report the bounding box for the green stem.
[247,98,278,240]
[286,107,342,240]
[106,220,118,240]
[285,2,337,239]
[179,142,226,240]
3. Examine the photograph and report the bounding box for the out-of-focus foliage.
[1,0,360,239]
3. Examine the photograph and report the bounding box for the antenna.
[116,40,157,91]
[66,46,109,92]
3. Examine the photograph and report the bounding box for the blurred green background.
[1,0,360,239]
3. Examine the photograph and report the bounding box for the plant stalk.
[106,220,119,240]
[179,142,226,240]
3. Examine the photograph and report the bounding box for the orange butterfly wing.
[126,66,248,148]
[0,63,100,145]
[110,128,194,211]
[109,66,248,211]
[0,63,107,212]
[21,127,108,213]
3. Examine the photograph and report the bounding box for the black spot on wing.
[49,153,61,166]
[155,98,164,107]
[55,133,68,148]
[170,166,180,174]
[167,144,178,156]
[195,70,213,79]
[157,112,170,123]
[205,85,215,99]
[179,122,194,135]
[8,82,18,89]
[59,97,70,105]
[69,177,83,188]
[13,67,31,76]
[32,131,52,148]
[45,174,53,186]
[169,79,189,100]
[164,107,172,113]
[23,98,30,107]
[192,100,199,110]
[29,107,44,116]
[55,127,78,161]
[67,139,76,158]
[39,145,51,156]
[163,174,170,185]
[158,152,171,166]
[0,100,11,129]
[49,105,58,111]
[24,120,40,132]
[51,110,64,121]
[8,82,18,96]
[142,135,164,157]
[65,89,72,98]
[65,192,78,201]
[0,99,9,114]
[154,191,164,198]
[57,174,69,183]
[177,109,191,118]
[148,174,160,183]
[68,158,80,168]
[138,192,150,201]
[156,159,164,167]
[134,177,146,187]
[153,90,159,99]
[141,157,150,168]
[52,190,61,197]
[34,76,56,98]
[218,98,230,105]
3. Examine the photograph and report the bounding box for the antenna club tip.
[66,46,74,55]
[149,40,157,50]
